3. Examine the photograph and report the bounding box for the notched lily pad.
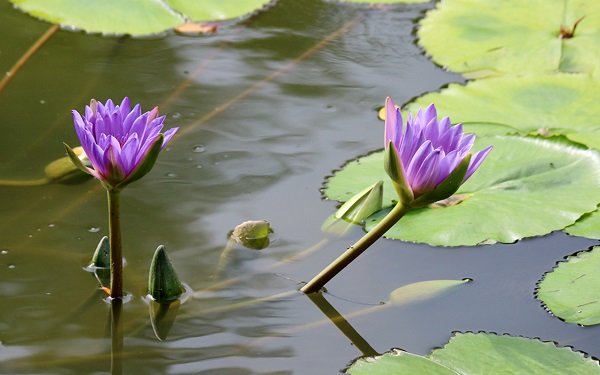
[346,332,600,374]
[404,74,600,152]
[324,136,600,246]
[417,0,600,78]
[564,207,600,240]
[537,245,600,325]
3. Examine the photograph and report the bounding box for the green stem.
[107,189,123,299]
[301,202,410,294]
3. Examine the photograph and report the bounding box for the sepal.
[115,134,164,190]
[384,141,413,205]
[410,154,471,208]
[64,143,92,176]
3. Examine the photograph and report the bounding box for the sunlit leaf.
[429,333,600,373]
[324,136,600,246]
[417,0,600,78]
[166,0,273,21]
[403,74,600,151]
[389,278,471,306]
[334,180,383,224]
[346,349,457,375]
[346,333,600,374]
[336,0,429,4]
[9,0,273,36]
[537,245,600,325]
[564,209,600,239]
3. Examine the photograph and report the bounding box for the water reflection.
[149,299,180,341]
[307,291,378,357]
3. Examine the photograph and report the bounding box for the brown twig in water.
[0,24,59,93]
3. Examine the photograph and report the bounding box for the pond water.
[0,0,599,374]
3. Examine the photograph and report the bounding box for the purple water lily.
[67,97,178,190]
[384,97,491,204]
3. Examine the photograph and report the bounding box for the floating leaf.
[346,333,600,374]
[429,333,600,374]
[9,0,273,36]
[403,74,600,150]
[336,0,429,4]
[166,0,273,21]
[417,0,600,78]
[324,136,600,246]
[334,180,383,224]
[389,278,471,307]
[346,350,456,375]
[564,209,600,239]
[537,245,600,325]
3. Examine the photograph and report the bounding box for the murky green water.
[1,0,599,373]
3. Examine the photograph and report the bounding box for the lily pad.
[347,350,456,374]
[417,0,600,78]
[336,0,429,4]
[389,278,471,306]
[9,0,273,36]
[324,136,600,246]
[403,74,600,151]
[164,0,273,21]
[346,332,600,374]
[564,208,600,239]
[537,245,600,325]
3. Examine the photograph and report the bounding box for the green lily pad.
[537,245,600,325]
[336,0,429,4]
[164,0,272,22]
[404,74,600,151]
[9,0,273,36]
[417,0,600,78]
[564,208,600,239]
[324,136,600,246]
[347,350,457,374]
[346,332,600,374]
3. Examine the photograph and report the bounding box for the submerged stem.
[0,24,59,94]
[301,202,410,294]
[108,189,123,299]
[0,178,49,186]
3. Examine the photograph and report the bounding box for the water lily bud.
[148,245,183,303]
[231,220,272,250]
[44,146,92,185]
[89,236,110,288]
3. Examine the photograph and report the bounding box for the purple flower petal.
[70,98,178,189]
[464,145,493,181]
[383,99,492,200]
